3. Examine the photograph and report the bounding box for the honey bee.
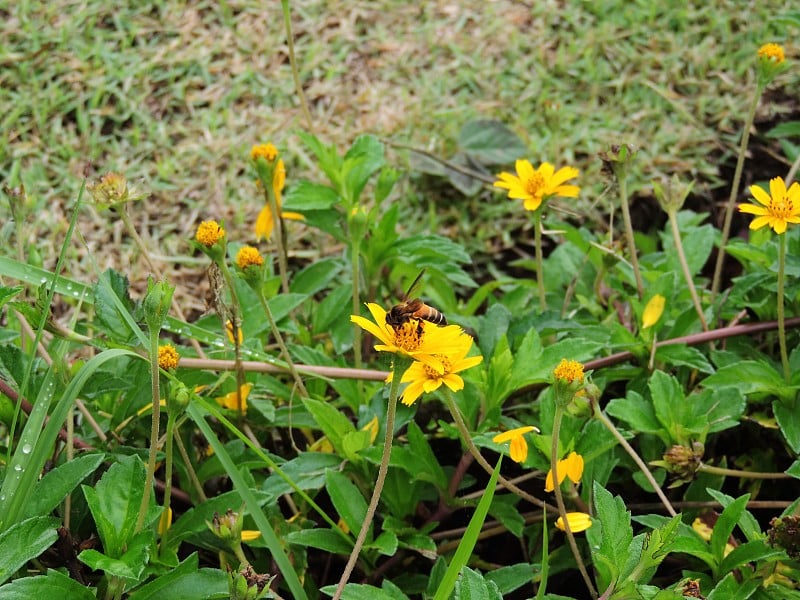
[385,270,447,332]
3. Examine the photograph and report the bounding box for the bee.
[385,270,447,333]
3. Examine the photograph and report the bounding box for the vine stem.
[551,405,597,599]
[332,359,406,599]
[697,463,790,479]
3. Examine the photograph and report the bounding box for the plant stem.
[776,233,790,383]
[217,262,248,413]
[332,359,405,600]
[697,463,790,479]
[350,232,363,370]
[533,210,547,311]
[592,406,677,517]
[551,405,597,599]
[262,169,290,296]
[618,172,644,299]
[256,291,308,398]
[442,389,556,513]
[174,429,207,501]
[159,411,176,554]
[711,85,762,301]
[668,209,708,331]
[135,329,161,532]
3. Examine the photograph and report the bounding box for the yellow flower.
[739,177,800,235]
[494,160,580,212]
[254,159,305,241]
[158,507,172,535]
[758,43,785,64]
[251,143,279,162]
[553,359,584,383]
[226,320,243,345]
[398,337,483,406]
[555,512,592,533]
[493,426,540,463]
[157,343,179,370]
[545,451,584,492]
[241,530,262,543]
[216,383,253,414]
[351,303,471,374]
[642,294,665,329]
[195,220,225,247]
[236,245,264,269]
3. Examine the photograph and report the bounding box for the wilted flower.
[555,512,592,533]
[545,451,584,492]
[642,294,665,329]
[493,426,540,463]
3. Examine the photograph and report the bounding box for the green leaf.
[706,572,759,599]
[82,454,155,558]
[325,470,368,540]
[774,398,800,453]
[704,489,762,543]
[718,539,783,574]
[302,397,356,457]
[21,453,105,520]
[0,516,60,585]
[787,459,800,480]
[703,361,792,402]
[282,180,341,211]
[368,530,399,556]
[488,496,524,537]
[587,482,633,592]
[458,119,527,165]
[0,285,23,310]
[92,268,139,343]
[391,421,447,490]
[654,344,714,373]
[319,583,408,600]
[127,553,228,600]
[709,493,749,569]
[453,566,504,600]
[342,134,385,204]
[0,569,95,599]
[262,453,341,498]
[78,530,152,581]
[649,370,689,443]
[485,563,538,595]
[605,392,662,437]
[286,528,353,555]
[433,456,502,600]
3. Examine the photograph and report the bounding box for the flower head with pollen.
[493,426,540,463]
[739,177,800,235]
[556,512,592,533]
[251,143,279,162]
[236,245,264,269]
[397,336,482,406]
[195,220,225,247]
[351,303,471,374]
[554,359,584,383]
[545,451,584,492]
[758,43,785,64]
[157,343,179,370]
[494,160,580,212]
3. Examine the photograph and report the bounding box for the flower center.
[524,172,546,197]
[392,320,423,351]
[770,194,794,219]
[424,355,452,378]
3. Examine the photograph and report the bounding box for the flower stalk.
[777,233,790,383]
[332,358,408,600]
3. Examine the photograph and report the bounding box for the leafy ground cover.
[1,2,800,599]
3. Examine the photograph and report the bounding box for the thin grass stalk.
[618,173,644,299]
[777,233,790,383]
[280,0,314,132]
[534,210,547,310]
[333,359,405,599]
[711,88,761,301]
[135,329,162,533]
[668,210,708,331]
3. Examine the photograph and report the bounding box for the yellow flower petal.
[492,425,538,444]
[556,512,592,533]
[642,294,665,329]
[509,435,528,463]
[739,177,800,234]
[564,451,585,484]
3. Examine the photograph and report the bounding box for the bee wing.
[403,269,426,301]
